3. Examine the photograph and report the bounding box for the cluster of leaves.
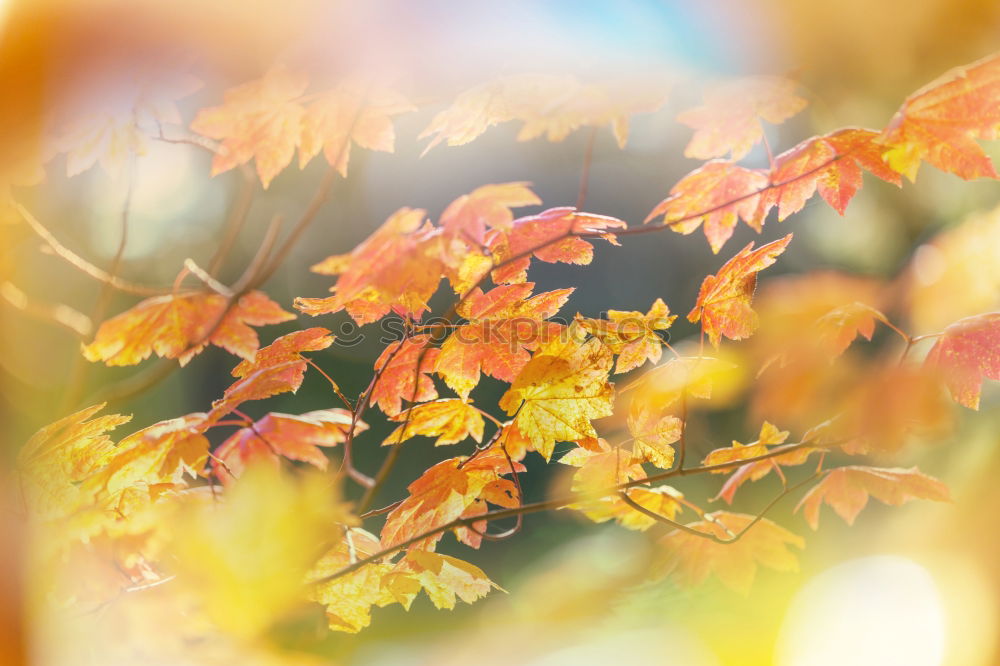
[10,51,1000,660]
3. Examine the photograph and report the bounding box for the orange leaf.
[90,414,209,497]
[653,511,804,593]
[212,409,362,485]
[488,207,626,284]
[815,301,890,357]
[759,128,902,221]
[436,283,572,397]
[295,208,443,325]
[688,234,793,347]
[577,298,677,373]
[925,312,1000,409]
[298,81,414,176]
[420,74,667,153]
[380,448,523,550]
[382,399,485,447]
[369,335,440,417]
[439,182,541,246]
[796,466,950,529]
[645,161,769,254]
[715,444,817,505]
[207,329,334,423]
[879,53,1000,181]
[677,76,806,161]
[386,550,497,610]
[703,421,789,471]
[191,66,308,188]
[83,290,294,367]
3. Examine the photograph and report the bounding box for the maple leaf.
[715,444,818,505]
[206,329,334,424]
[381,448,523,549]
[89,413,210,498]
[577,298,677,373]
[439,182,541,247]
[586,486,686,532]
[82,290,294,367]
[231,327,335,378]
[171,463,347,638]
[419,74,667,153]
[626,407,682,470]
[796,466,950,529]
[688,234,793,348]
[815,301,891,357]
[703,421,789,471]
[499,335,615,461]
[53,69,201,178]
[191,66,308,188]
[382,399,485,447]
[488,207,627,284]
[924,312,1000,409]
[212,409,363,485]
[17,404,132,520]
[295,207,443,325]
[645,161,770,254]
[677,76,807,161]
[436,283,572,397]
[560,438,645,497]
[652,511,804,593]
[298,81,415,176]
[308,527,394,633]
[758,128,902,221]
[879,53,1000,182]
[369,335,440,417]
[386,550,497,611]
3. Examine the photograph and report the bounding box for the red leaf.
[925,312,1000,409]
[370,335,440,416]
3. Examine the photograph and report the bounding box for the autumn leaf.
[626,407,682,471]
[924,312,1000,409]
[17,404,132,520]
[381,448,522,549]
[206,329,335,424]
[191,66,309,188]
[703,421,789,471]
[308,528,393,633]
[815,301,891,357]
[652,511,804,593]
[369,335,440,417]
[435,283,572,397]
[170,463,348,638]
[559,438,645,497]
[715,443,818,505]
[577,298,677,373]
[499,335,615,461]
[688,234,793,347]
[580,486,685,532]
[419,74,667,153]
[231,327,335,378]
[382,399,485,447]
[879,53,1000,181]
[758,128,902,221]
[298,80,414,176]
[212,409,363,485]
[295,207,443,325]
[53,69,201,179]
[796,466,950,529]
[90,413,210,497]
[386,550,497,610]
[439,182,542,246]
[83,290,294,367]
[644,161,769,254]
[488,207,627,284]
[677,76,807,161]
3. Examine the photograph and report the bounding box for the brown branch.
[314,440,824,585]
[13,202,167,296]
